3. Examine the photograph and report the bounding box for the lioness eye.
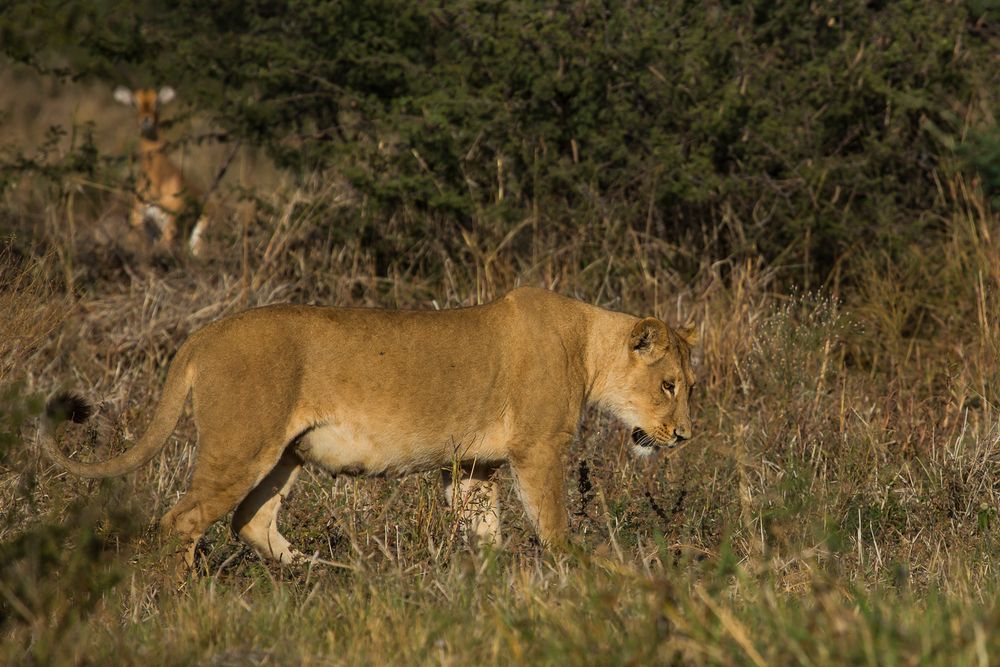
[662,381,676,395]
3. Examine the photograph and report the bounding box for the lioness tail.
[38,345,193,479]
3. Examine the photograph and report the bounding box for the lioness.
[40,287,697,567]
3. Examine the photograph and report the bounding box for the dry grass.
[3,75,1000,665]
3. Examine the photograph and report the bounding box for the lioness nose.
[674,426,691,441]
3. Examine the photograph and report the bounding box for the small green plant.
[960,125,1000,207]
[0,388,139,666]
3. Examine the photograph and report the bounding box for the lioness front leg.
[510,443,568,548]
[442,463,501,546]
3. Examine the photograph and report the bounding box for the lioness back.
[186,286,590,435]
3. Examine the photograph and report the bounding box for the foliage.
[960,124,1000,206]
[0,386,137,666]
[3,4,1000,663]
[3,1,999,279]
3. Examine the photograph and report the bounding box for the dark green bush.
[960,125,1000,207]
[2,1,998,280]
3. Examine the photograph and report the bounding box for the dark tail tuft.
[46,392,93,424]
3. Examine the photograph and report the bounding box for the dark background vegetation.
[4,0,999,280]
[2,1,1000,664]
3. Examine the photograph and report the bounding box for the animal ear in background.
[676,324,699,347]
[158,86,177,106]
[113,86,134,106]
[629,317,667,362]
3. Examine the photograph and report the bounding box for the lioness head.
[602,318,698,456]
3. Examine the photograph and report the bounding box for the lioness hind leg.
[443,463,502,546]
[158,493,203,571]
[232,449,303,564]
[159,442,284,572]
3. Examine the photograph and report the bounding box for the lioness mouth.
[631,428,676,451]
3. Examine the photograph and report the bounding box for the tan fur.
[114,86,210,256]
[39,288,697,567]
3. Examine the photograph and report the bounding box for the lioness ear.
[113,86,134,106]
[629,317,667,362]
[677,324,699,347]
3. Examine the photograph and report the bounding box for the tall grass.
[2,96,1000,662]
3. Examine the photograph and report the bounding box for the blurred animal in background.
[114,85,210,257]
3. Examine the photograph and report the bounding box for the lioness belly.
[293,421,508,477]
